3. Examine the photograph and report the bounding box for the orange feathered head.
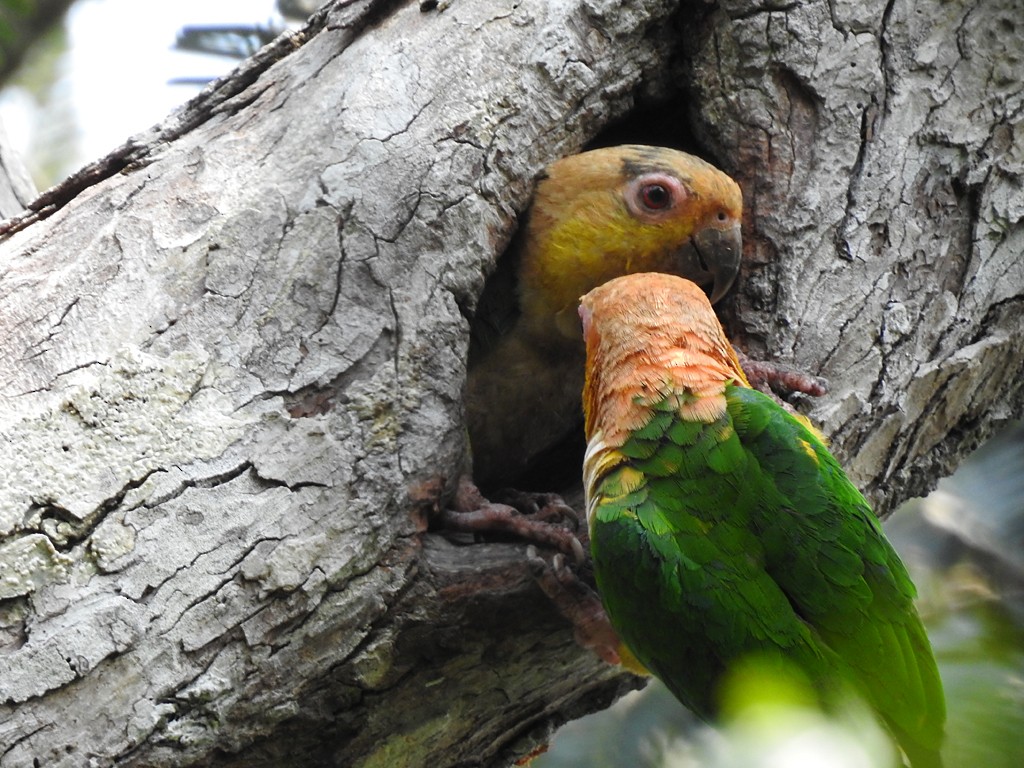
[579,273,749,446]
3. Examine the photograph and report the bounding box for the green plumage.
[589,385,946,768]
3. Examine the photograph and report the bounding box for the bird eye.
[640,183,672,210]
[625,174,686,221]
[717,210,729,222]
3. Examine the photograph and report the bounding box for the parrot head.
[519,145,742,342]
[579,272,750,445]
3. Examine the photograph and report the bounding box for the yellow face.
[520,145,743,338]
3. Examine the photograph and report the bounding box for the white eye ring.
[625,173,689,220]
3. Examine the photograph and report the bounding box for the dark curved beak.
[678,223,742,305]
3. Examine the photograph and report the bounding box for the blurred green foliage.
[0,0,74,85]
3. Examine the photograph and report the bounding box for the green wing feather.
[727,386,945,764]
[589,385,945,767]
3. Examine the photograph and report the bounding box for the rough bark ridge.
[0,0,1021,766]
[681,0,1024,508]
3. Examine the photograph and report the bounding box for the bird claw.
[529,546,622,666]
[735,349,829,399]
[443,480,614,661]
[440,477,585,563]
[492,488,579,530]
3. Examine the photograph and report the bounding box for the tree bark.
[0,1,1020,766]
[681,0,1024,508]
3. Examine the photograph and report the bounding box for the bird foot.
[438,476,585,563]
[490,488,580,529]
[527,546,623,666]
[735,350,829,399]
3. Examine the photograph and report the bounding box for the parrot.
[578,272,946,768]
[466,144,744,490]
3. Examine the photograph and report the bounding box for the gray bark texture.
[0,0,1021,766]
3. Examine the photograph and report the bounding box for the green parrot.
[578,272,946,768]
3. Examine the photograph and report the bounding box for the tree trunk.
[0,1,1020,766]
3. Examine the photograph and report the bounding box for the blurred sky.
[0,0,283,187]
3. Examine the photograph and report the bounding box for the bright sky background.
[1,0,284,186]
